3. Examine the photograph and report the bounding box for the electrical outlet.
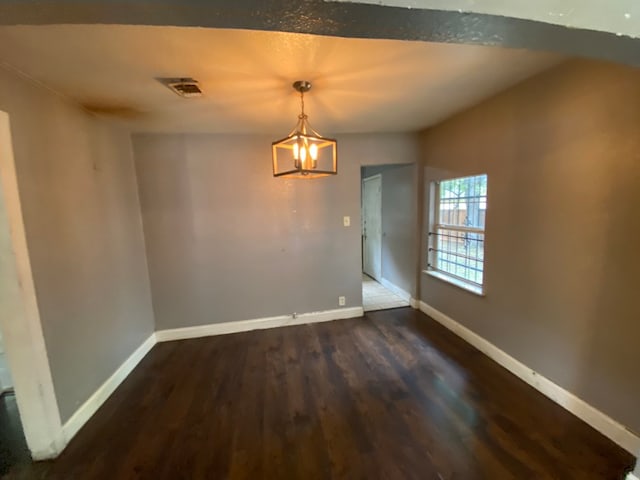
[338,296,346,306]
[343,216,351,227]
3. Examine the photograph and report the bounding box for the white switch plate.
[343,216,351,227]
[338,296,346,306]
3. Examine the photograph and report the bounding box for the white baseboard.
[156,306,364,342]
[378,277,419,309]
[419,301,640,456]
[627,473,639,480]
[379,277,411,302]
[0,386,14,395]
[58,307,363,450]
[61,333,156,443]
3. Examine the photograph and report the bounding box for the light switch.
[343,216,351,227]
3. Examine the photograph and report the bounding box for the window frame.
[425,175,487,296]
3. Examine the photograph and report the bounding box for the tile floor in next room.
[362,273,410,312]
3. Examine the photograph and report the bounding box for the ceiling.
[0,25,562,134]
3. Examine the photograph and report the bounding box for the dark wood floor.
[0,392,31,477]
[7,308,635,479]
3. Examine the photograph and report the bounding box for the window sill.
[423,270,485,297]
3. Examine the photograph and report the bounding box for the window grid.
[428,174,487,288]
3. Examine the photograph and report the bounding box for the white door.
[362,175,382,280]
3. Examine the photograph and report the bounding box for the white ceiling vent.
[158,77,203,98]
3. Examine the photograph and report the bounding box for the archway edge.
[0,0,638,66]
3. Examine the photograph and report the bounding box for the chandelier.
[272,81,338,178]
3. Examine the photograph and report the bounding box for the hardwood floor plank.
[7,308,636,479]
[0,393,31,477]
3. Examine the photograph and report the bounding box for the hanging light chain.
[299,90,306,119]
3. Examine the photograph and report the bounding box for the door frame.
[362,173,382,281]
[0,111,64,459]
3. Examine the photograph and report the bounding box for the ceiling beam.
[333,0,640,39]
[0,0,638,66]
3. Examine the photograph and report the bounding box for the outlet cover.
[338,296,346,306]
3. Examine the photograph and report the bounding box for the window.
[427,174,487,294]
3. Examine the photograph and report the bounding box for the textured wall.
[133,133,419,330]
[420,59,640,434]
[0,66,154,422]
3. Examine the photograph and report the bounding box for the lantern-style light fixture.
[272,81,337,178]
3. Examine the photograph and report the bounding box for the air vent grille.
[158,77,203,98]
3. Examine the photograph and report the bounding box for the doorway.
[361,169,411,312]
[362,174,382,281]
[0,131,29,475]
[0,110,63,464]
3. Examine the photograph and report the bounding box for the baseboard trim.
[156,306,364,342]
[0,386,14,396]
[627,473,639,480]
[379,277,411,302]
[378,277,419,309]
[418,301,640,456]
[59,307,363,447]
[61,333,156,444]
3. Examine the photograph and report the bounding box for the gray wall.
[362,164,418,296]
[133,132,419,330]
[419,59,640,434]
[0,66,154,422]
